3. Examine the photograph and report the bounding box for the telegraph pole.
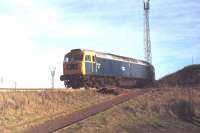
[15,81,17,89]
[144,0,152,63]
[50,67,56,88]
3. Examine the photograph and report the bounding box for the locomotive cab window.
[64,56,69,62]
[67,54,83,62]
[85,55,91,61]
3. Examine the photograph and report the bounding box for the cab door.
[92,55,96,75]
[85,55,92,75]
[85,55,96,75]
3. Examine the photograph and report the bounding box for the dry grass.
[57,87,200,133]
[0,89,115,132]
[158,64,200,87]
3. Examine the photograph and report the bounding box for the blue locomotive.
[60,49,155,88]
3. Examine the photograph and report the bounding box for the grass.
[56,87,200,133]
[0,89,115,132]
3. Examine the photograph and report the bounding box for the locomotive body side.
[60,49,155,88]
[93,55,154,80]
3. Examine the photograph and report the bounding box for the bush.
[168,99,195,121]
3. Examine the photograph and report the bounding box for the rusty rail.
[24,90,147,133]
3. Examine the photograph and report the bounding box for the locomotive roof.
[70,49,151,66]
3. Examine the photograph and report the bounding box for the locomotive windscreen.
[64,54,83,62]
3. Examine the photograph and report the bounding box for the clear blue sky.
[0,0,199,88]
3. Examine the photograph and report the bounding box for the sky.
[0,0,200,88]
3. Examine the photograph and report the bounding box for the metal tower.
[144,0,152,63]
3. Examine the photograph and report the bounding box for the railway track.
[23,89,147,133]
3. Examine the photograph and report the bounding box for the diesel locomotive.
[60,49,155,88]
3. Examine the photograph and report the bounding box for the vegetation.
[0,89,114,132]
[1,64,200,132]
[158,64,200,87]
[57,87,200,133]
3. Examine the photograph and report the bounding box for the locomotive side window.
[85,55,91,61]
[92,56,96,62]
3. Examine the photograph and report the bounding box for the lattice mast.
[144,0,152,63]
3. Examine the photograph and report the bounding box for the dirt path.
[23,89,146,133]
